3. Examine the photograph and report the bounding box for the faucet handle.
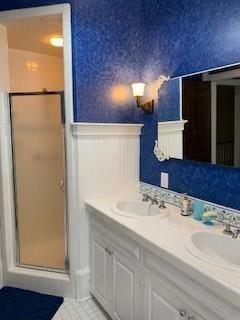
[232,229,240,239]
[159,200,166,209]
[179,308,187,317]
[151,194,159,205]
[142,194,149,202]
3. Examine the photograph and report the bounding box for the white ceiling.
[2,14,63,57]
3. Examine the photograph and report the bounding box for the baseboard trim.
[76,267,90,301]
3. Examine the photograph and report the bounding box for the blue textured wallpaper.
[140,0,240,210]
[0,0,142,123]
[73,0,142,122]
[140,0,240,80]
[157,79,180,121]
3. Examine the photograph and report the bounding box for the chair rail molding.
[71,123,143,137]
[158,120,187,159]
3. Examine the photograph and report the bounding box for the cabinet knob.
[179,309,187,317]
[108,249,113,256]
[105,247,113,255]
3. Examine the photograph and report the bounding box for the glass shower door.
[10,93,67,271]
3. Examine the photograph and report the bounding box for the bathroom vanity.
[86,195,240,320]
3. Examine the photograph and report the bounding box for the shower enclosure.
[9,92,68,272]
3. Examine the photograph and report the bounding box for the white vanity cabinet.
[89,214,237,320]
[90,226,140,320]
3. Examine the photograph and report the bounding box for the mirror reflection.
[182,66,240,168]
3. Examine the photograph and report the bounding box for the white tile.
[53,297,110,320]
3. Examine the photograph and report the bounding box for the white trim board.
[171,62,240,80]
[158,120,187,133]
[203,68,240,82]
[158,120,187,159]
[0,4,70,20]
[71,123,143,137]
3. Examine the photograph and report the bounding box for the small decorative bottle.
[181,194,191,216]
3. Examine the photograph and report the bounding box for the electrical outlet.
[161,172,169,189]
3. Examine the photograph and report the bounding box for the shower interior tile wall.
[8,48,64,92]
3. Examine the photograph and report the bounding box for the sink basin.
[111,199,169,219]
[185,231,240,272]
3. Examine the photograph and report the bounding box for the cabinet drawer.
[90,218,141,262]
[143,273,206,320]
[143,250,226,320]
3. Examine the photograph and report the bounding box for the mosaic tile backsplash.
[140,182,240,229]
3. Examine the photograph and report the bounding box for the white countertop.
[86,195,240,311]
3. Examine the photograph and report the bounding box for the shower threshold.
[16,262,69,274]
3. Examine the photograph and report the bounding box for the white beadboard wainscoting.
[72,123,143,301]
[158,120,187,159]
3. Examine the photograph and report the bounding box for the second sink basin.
[185,231,240,272]
[111,199,169,219]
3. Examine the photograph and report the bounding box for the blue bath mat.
[0,286,63,320]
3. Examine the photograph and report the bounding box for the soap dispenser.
[181,194,191,216]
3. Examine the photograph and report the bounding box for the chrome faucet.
[223,223,233,236]
[159,200,166,209]
[232,229,240,239]
[150,195,158,205]
[142,193,158,205]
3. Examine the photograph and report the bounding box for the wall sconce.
[131,82,154,114]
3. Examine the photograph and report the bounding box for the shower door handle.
[60,179,65,192]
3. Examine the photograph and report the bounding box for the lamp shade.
[131,82,145,97]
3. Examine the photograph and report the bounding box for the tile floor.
[53,297,110,320]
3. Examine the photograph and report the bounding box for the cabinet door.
[90,232,110,309]
[143,274,188,320]
[112,250,140,320]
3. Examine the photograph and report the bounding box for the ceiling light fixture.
[49,36,63,47]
